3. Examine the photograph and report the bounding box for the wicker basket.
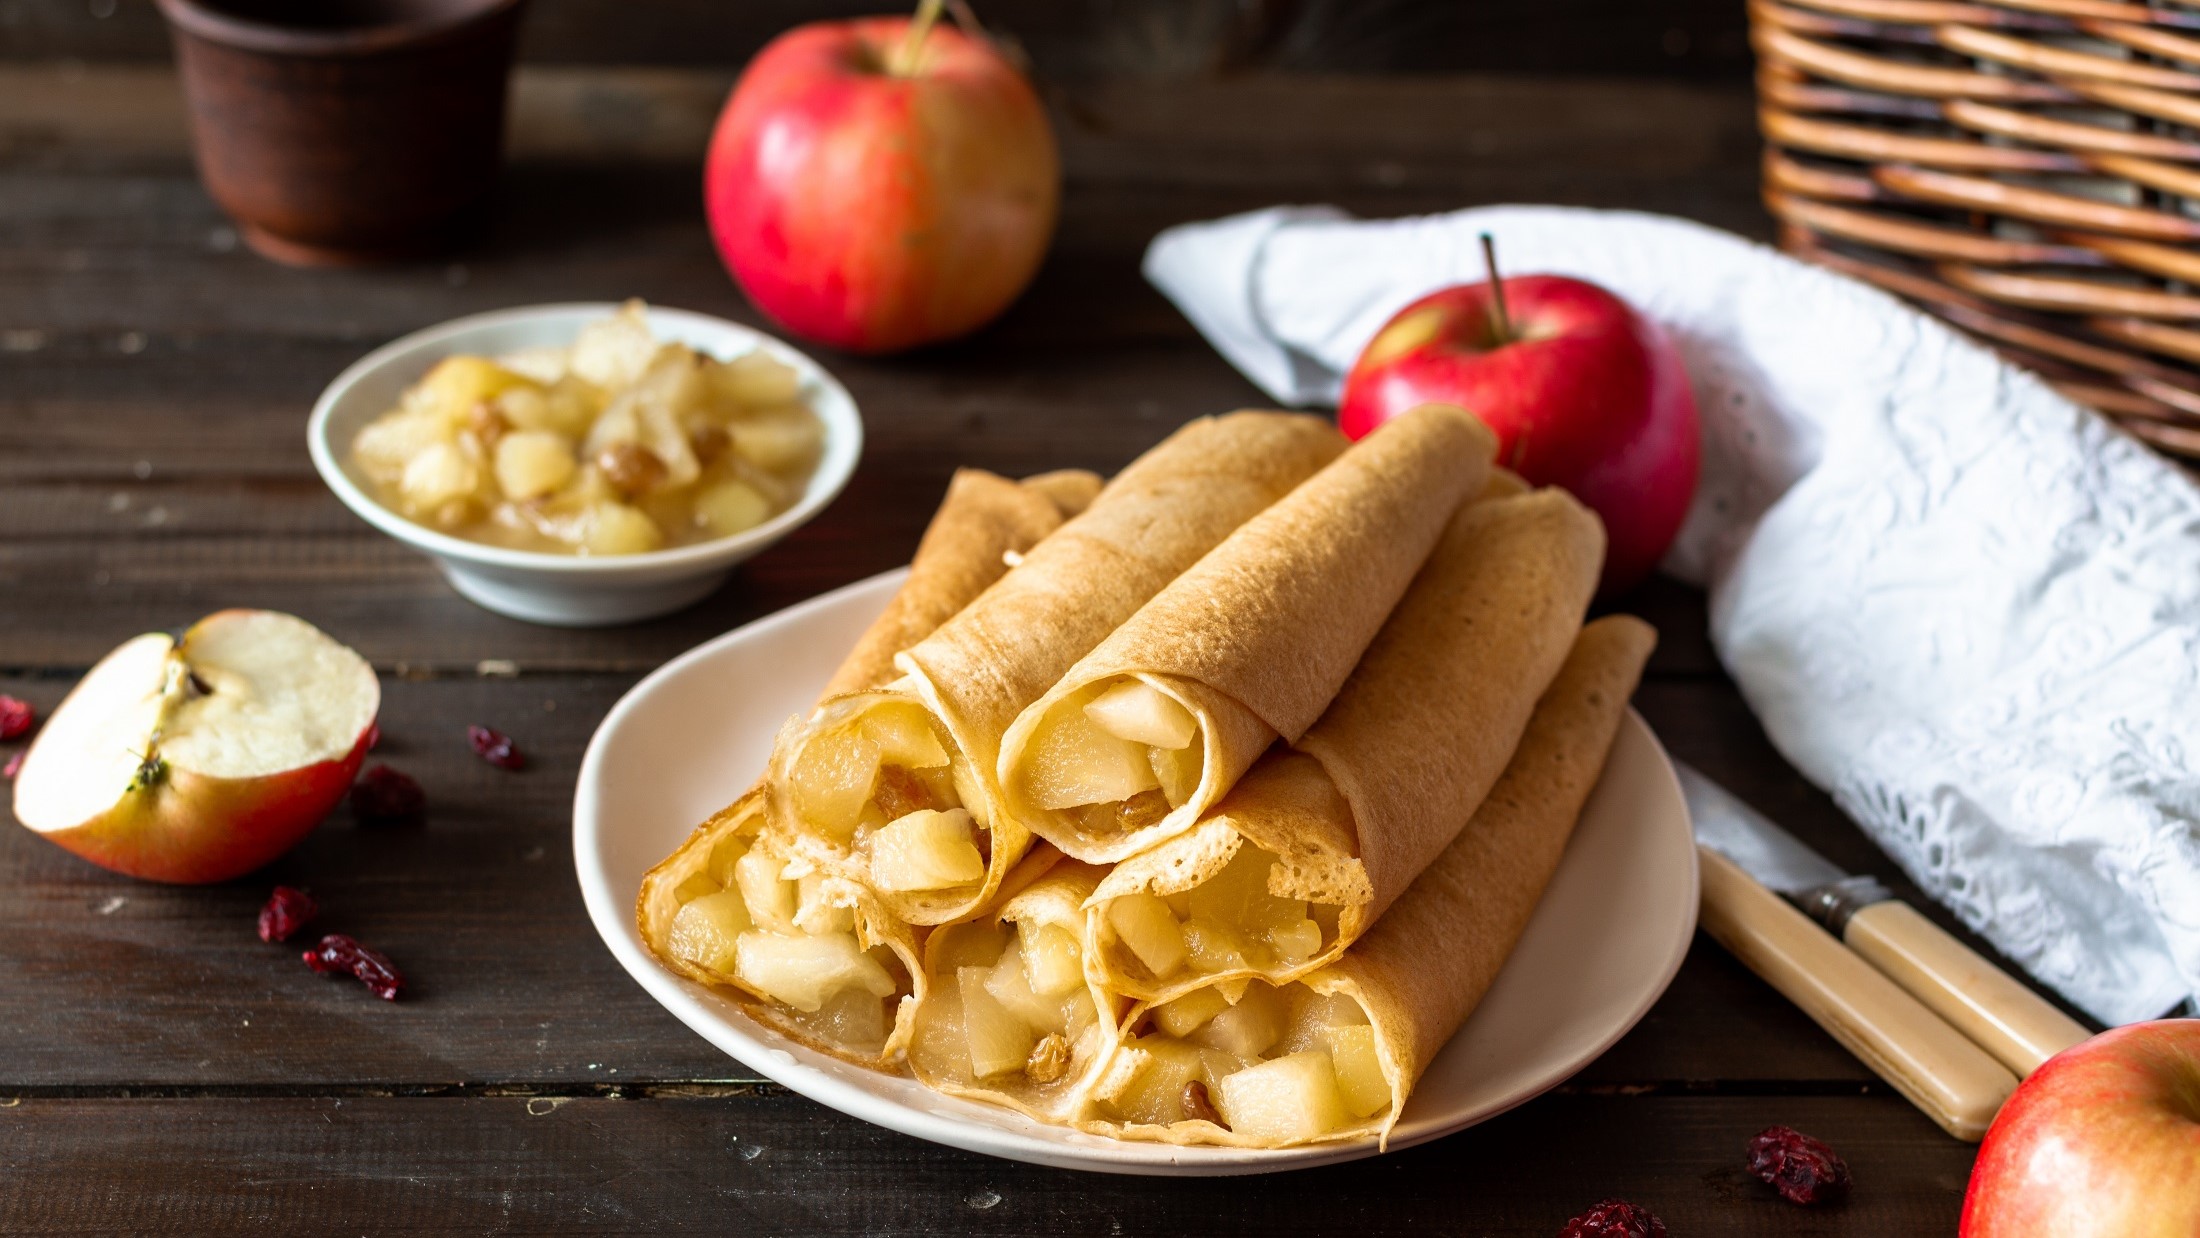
[1751,0,2200,461]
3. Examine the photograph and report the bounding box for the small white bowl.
[308,303,863,626]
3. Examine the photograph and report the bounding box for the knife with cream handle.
[1681,763,2091,1077]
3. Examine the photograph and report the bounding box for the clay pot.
[155,0,528,266]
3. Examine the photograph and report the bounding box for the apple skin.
[30,726,373,884]
[1961,1019,2200,1238]
[1338,275,1701,595]
[703,17,1059,355]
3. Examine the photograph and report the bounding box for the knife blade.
[1679,761,2090,1077]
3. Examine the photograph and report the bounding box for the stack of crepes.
[637,406,1658,1148]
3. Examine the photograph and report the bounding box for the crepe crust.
[636,468,1092,1065]
[632,788,928,1069]
[891,412,1347,870]
[1080,488,1603,1004]
[910,863,1125,1123]
[1326,614,1658,1146]
[1000,404,1497,864]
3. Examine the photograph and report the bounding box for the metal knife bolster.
[1788,874,1894,937]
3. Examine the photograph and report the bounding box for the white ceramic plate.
[574,571,1699,1175]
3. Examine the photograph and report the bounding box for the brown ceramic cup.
[155,0,528,266]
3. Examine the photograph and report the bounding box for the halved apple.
[11,609,379,883]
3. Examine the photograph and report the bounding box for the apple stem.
[890,0,948,77]
[1481,232,1513,348]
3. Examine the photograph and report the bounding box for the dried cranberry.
[1558,1199,1667,1238]
[2,751,21,781]
[351,763,426,826]
[1748,1125,1851,1206]
[257,886,317,943]
[303,933,404,1000]
[467,725,525,771]
[0,694,34,741]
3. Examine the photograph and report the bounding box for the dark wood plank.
[2,0,1756,80]
[0,1093,1967,1235]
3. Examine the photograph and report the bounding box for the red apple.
[703,2,1059,354]
[11,609,379,884]
[1338,262,1701,595]
[1962,1019,2200,1237]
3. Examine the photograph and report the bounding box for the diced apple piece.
[1017,921,1084,998]
[575,500,664,555]
[671,872,719,904]
[1274,989,1373,1055]
[1214,1050,1352,1142]
[733,847,796,932]
[568,300,662,391]
[1190,982,1287,1058]
[1324,1024,1391,1119]
[1151,985,1231,1038]
[667,890,751,973]
[1083,679,1197,749]
[983,941,1064,1032]
[493,430,577,500]
[1107,892,1187,979]
[398,441,484,514]
[1061,987,1101,1039]
[1021,708,1161,810]
[868,808,986,891]
[734,930,896,1012]
[694,480,771,538]
[808,984,890,1049]
[1181,918,1250,974]
[713,350,804,408]
[706,833,749,888]
[863,704,950,769]
[495,345,569,387]
[1189,846,1307,935]
[733,408,825,474]
[792,872,855,936]
[409,355,533,424]
[1150,744,1202,808]
[1108,1037,1208,1126]
[959,965,1037,1078]
[788,725,882,842]
[1270,917,1323,962]
[352,410,451,484]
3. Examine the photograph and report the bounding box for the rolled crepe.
[908,862,1124,1122]
[635,468,1093,1067]
[1079,615,1657,1147]
[998,404,1498,864]
[769,412,1346,925]
[1085,487,1605,1003]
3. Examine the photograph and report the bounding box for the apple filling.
[1091,979,1392,1143]
[911,911,1110,1104]
[663,827,909,1055]
[1015,676,1205,840]
[1095,845,1341,994]
[782,697,993,898]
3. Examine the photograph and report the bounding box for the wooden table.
[0,44,2069,1235]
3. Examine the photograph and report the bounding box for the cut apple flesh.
[661,826,906,1047]
[912,921,1101,1090]
[785,700,990,896]
[1098,846,1340,988]
[1021,679,1206,829]
[1095,979,1388,1138]
[867,808,986,891]
[12,610,380,884]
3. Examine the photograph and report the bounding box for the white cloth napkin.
[1145,204,2200,1026]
